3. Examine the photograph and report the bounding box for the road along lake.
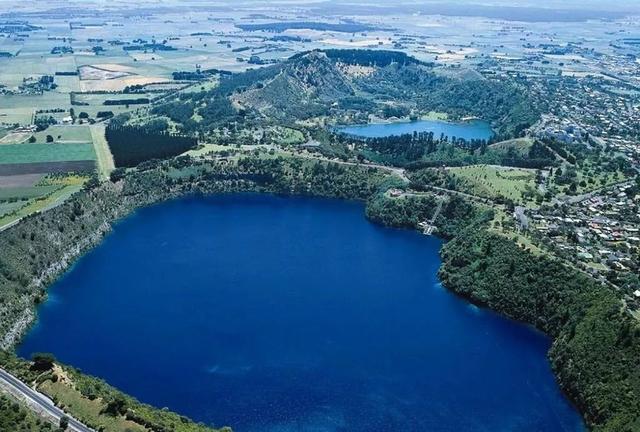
[19,194,584,432]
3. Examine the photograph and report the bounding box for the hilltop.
[148,49,540,139]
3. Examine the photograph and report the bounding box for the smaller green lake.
[336,119,494,141]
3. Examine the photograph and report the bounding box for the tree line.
[105,125,197,168]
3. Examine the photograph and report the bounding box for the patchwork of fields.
[0,126,98,229]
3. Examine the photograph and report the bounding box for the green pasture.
[448,164,538,203]
[0,185,60,201]
[0,143,96,164]
[33,125,93,143]
[487,138,533,156]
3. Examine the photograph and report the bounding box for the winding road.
[0,367,94,432]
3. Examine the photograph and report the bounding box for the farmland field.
[0,173,43,187]
[0,132,32,145]
[0,200,27,218]
[0,174,87,230]
[0,185,60,200]
[0,143,95,164]
[32,125,93,144]
[0,183,83,229]
[0,161,96,176]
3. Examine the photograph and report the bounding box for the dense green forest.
[324,131,556,168]
[439,228,640,432]
[105,125,197,167]
[365,190,484,238]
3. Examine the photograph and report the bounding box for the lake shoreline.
[1,156,636,430]
[334,117,495,141]
[17,193,585,431]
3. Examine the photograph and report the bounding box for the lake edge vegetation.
[0,155,638,431]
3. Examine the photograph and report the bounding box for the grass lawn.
[488,208,547,256]
[34,125,93,144]
[179,78,220,94]
[421,111,449,121]
[487,137,533,156]
[0,131,32,145]
[39,379,148,432]
[448,164,538,204]
[0,143,96,164]
[0,185,60,200]
[90,124,115,180]
[0,200,27,218]
[267,126,305,146]
[185,143,235,157]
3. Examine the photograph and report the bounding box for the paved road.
[403,184,495,204]
[288,152,411,182]
[0,368,94,432]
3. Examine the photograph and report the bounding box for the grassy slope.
[486,137,533,156]
[447,165,538,204]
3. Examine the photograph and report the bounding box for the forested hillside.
[439,228,640,432]
[148,49,541,139]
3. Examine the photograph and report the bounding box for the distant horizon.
[3,0,638,23]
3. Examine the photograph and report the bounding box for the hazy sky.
[12,0,640,15]
[326,0,640,11]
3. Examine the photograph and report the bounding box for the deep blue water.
[336,119,494,141]
[19,195,583,432]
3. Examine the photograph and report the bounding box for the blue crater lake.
[336,119,494,141]
[19,195,583,432]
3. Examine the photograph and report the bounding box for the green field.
[72,92,153,118]
[266,126,306,145]
[448,165,539,204]
[33,125,93,144]
[487,137,533,156]
[0,185,60,200]
[0,200,27,218]
[90,124,115,180]
[0,93,70,125]
[0,143,96,164]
